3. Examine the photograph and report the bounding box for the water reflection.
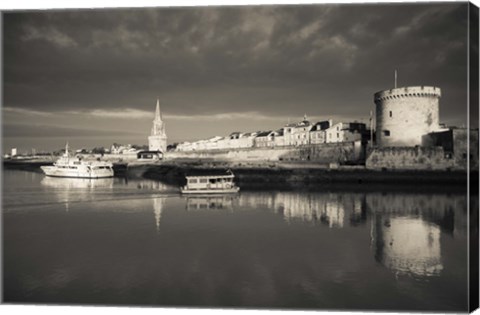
[116,177,176,192]
[41,176,114,189]
[153,197,165,232]
[185,195,236,211]
[189,191,467,278]
[35,174,468,279]
[40,177,114,211]
[4,170,473,310]
[366,193,466,277]
[372,215,443,277]
[237,192,367,227]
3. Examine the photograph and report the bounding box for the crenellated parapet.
[374,86,441,103]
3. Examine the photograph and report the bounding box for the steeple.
[303,113,308,121]
[148,98,167,153]
[155,98,162,121]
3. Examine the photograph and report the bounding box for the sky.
[2,1,474,153]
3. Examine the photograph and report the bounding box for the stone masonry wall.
[166,142,362,164]
[366,146,454,170]
[375,86,441,147]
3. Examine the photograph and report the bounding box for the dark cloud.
[2,2,474,150]
[3,123,143,138]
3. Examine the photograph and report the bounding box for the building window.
[383,130,390,136]
[389,111,392,117]
[337,133,339,138]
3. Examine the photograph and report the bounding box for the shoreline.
[3,160,477,191]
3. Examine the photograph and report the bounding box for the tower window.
[383,130,391,136]
[389,111,392,117]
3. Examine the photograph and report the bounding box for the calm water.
[2,169,473,311]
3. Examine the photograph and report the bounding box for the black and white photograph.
[1,0,479,313]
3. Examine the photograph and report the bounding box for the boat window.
[189,178,198,184]
[199,179,208,183]
[209,179,217,184]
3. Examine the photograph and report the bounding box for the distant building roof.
[285,118,312,128]
[312,120,331,131]
[256,131,272,137]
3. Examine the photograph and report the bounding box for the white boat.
[41,143,114,179]
[181,170,240,194]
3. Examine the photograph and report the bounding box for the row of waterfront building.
[175,117,368,152]
[148,85,449,153]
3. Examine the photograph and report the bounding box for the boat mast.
[65,142,69,162]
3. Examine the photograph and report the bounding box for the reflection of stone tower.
[372,215,443,276]
[148,99,167,152]
[374,86,441,146]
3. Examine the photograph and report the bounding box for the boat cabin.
[185,173,235,191]
[181,169,239,194]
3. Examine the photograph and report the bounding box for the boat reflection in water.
[41,176,115,189]
[185,195,236,211]
[40,176,114,211]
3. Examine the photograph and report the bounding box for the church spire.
[149,98,167,153]
[155,98,162,121]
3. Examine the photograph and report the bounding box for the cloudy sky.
[2,2,473,152]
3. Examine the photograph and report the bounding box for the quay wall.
[166,141,363,164]
[366,146,454,170]
[125,162,472,189]
[422,128,479,170]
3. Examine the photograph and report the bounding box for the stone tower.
[148,99,167,152]
[374,86,441,147]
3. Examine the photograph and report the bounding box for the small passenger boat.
[181,170,240,194]
[41,143,114,179]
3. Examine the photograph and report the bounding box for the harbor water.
[2,169,474,311]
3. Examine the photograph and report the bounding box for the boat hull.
[181,187,240,194]
[41,166,114,179]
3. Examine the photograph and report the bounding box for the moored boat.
[41,143,114,179]
[181,170,240,194]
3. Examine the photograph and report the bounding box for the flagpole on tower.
[394,69,397,89]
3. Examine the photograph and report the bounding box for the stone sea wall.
[165,141,363,164]
[366,146,454,170]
